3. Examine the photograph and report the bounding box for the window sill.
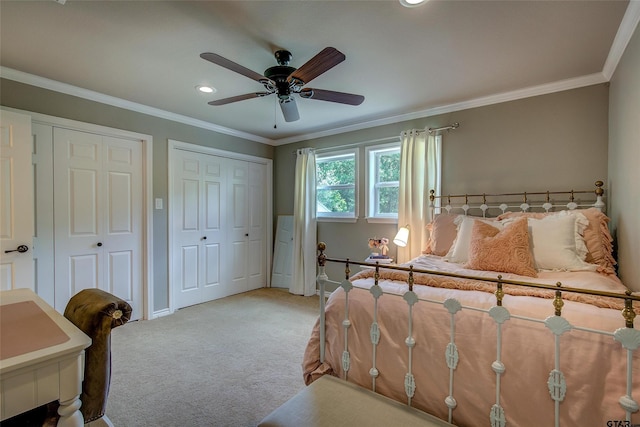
[317,217,358,223]
[365,217,398,224]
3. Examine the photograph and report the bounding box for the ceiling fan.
[200,47,365,123]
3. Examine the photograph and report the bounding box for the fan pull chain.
[273,97,277,129]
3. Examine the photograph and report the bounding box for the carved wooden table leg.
[57,352,85,427]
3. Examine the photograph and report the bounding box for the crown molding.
[273,72,608,145]
[603,0,640,80]
[0,66,275,145]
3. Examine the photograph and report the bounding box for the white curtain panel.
[291,148,318,296]
[397,131,441,263]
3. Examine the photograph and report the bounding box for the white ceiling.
[1,1,638,145]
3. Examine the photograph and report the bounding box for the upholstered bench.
[258,375,455,427]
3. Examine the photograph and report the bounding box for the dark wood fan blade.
[208,92,271,106]
[200,52,267,83]
[288,47,345,84]
[280,97,300,122]
[299,88,364,105]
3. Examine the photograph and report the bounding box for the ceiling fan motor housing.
[264,64,297,98]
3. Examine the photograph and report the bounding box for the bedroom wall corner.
[609,21,640,291]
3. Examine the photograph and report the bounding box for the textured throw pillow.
[465,217,537,277]
[424,214,459,256]
[445,216,503,264]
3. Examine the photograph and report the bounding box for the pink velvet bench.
[259,375,455,427]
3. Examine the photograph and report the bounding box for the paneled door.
[173,150,228,309]
[53,128,143,318]
[228,159,249,292]
[171,146,267,310]
[227,160,267,293]
[247,162,266,291]
[271,215,294,289]
[0,110,34,291]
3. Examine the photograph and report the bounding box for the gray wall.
[609,23,640,291]
[0,78,274,311]
[274,84,610,282]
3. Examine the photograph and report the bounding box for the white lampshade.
[393,226,410,247]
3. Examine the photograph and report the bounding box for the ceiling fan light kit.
[200,47,364,123]
[399,0,428,7]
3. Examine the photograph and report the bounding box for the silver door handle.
[4,245,29,254]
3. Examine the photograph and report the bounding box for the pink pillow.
[579,208,616,274]
[424,214,458,256]
[497,209,616,274]
[465,217,537,277]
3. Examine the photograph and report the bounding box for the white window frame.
[316,148,359,222]
[365,141,401,224]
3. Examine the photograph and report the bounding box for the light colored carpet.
[106,288,320,427]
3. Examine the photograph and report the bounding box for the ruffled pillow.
[465,217,537,277]
[524,214,597,271]
[424,214,459,256]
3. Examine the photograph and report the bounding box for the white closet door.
[247,162,266,291]
[53,128,143,318]
[227,159,249,293]
[103,136,143,315]
[171,146,267,309]
[0,110,34,291]
[173,150,228,309]
[200,155,227,301]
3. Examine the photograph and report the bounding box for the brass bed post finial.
[570,190,575,203]
[595,180,604,196]
[553,283,564,316]
[523,192,527,204]
[408,265,414,292]
[345,259,351,280]
[623,291,636,328]
[546,191,550,203]
[317,242,327,267]
[495,276,504,306]
[429,189,435,205]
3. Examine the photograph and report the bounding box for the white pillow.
[445,216,503,264]
[525,214,597,272]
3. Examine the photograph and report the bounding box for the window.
[366,143,400,222]
[316,149,358,220]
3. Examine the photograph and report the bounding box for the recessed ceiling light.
[196,85,216,94]
[400,0,428,7]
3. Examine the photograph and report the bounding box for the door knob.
[97,242,103,247]
[4,245,29,254]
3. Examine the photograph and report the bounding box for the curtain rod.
[291,135,400,155]
[428,122,459,134]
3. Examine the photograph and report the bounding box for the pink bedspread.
[303,255,640,427]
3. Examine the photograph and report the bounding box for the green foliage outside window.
[375,150,400,215]
[317,155,356,214]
